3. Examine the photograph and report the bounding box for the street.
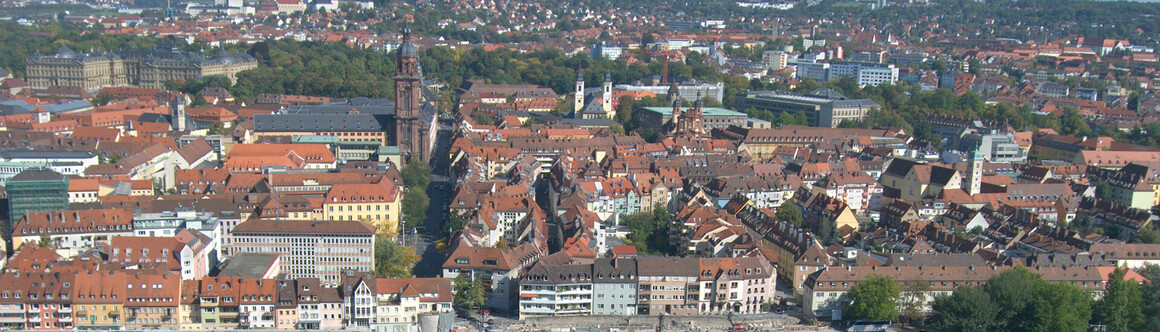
[412,122,455,278]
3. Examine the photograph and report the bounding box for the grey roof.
[577,96,606,116]
[636,257,699,276]
[832,98,881,108]
[0,150,96,159]
[555,118,619,127]
[0,99,92,116]
[253,113,387,132]
[808,87,847,100]
[11,168,66,182]
[0,68,9,77]
[593,258,637,283]
[283,98,395,115]
[219,253,281,278]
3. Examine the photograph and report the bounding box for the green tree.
[38,234,55,248]
[1129,227,1159,244]
[608,124,626,135]
[493,238,509,250]
[402,187,429,229]
[453,276,485,310]
[1094,268,1145,332]
[932,285,1001,332]
[1139,264,1160,330]
[983,266,1041,331]
[208,122,230,135]
[844,275,901,321]
[473,113,493,125]
[900,281,931,324]
[622,204,674,255]
[91,92,117,106]
[374,236,417,278]
[614,95,635,125]
[777,199,803,227]
[400,162,433,189]
[1029,280,1092,332]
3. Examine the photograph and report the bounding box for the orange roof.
[68,178,100,191]
[229,143,336,163]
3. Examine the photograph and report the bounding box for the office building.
[229,220,376,284]
[6,168,68,234]
[792,61,899,87]
[734,89,880,127]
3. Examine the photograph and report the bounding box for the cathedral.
[393,26,439,165]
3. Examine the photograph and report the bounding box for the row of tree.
[844,265,1160,332]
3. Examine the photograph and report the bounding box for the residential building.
[123,273,181,328]
[12,209,135,257]
[518,262,593,319]
[374,278,454,327]
[696,257,776,314]
[636,257,699,316]
[591,258,638,316]
[762,50,789,70]
[1088,243,1160,269]
[73,271,126,329]
[442,243,541,312]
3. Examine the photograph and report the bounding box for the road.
[412,122,455,278]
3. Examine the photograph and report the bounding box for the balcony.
[59,306,71,313]
[519,306,556,314]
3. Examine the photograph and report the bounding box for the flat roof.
[292,135,341,144]
[642,107,747,117]
[218,253,280,278]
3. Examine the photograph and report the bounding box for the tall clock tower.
[395,26,425,164]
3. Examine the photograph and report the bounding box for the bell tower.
[574,69,585,114]
[394,25,425,164]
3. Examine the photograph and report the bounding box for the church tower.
[674,93,706,140]
[574,69,585,114]
[965,150,983,195]
[602,72,613,118]
[668,97,683,136]
[394,25,425,164]
[171,94,186,132]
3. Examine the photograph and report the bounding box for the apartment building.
[518,257,776,317]
[373,278,454,327]
[518,263,594,319]
[442,243,541,312]
[636,257,701,316]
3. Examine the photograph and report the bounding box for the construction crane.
[630,48,677,86]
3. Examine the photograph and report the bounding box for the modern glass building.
[6,168,69,235]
